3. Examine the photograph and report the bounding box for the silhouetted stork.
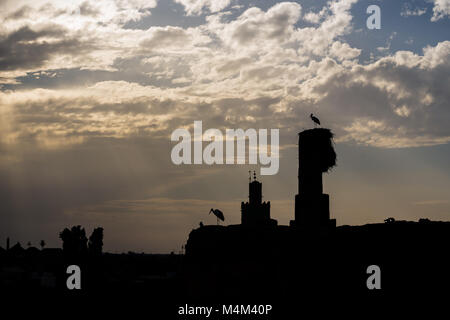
[209,208,225,225]
[310,113,321,127]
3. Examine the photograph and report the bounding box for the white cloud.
[209,2,302,49]
[174,0,232,15]
[1,0,157,28]
[400,5,427,17]
[303,7,328,24]
[431,0,450,21]
[329,41,361,61]
[294,0,358,57]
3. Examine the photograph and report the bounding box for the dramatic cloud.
[0,0,158,79]
[0,25,89,71]
[1,0,450,251]
[303,41,450,147]
[1,0,449,150]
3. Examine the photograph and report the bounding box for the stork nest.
[298,128,337,173]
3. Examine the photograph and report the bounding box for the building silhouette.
[291,128,336,229]
[241,172,277,227]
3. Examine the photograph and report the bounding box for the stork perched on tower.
[310,113,321,127]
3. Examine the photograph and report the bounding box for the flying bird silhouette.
[310,113,321,127]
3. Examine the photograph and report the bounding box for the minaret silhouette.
[241,172,277,227]
[249,171,262,205]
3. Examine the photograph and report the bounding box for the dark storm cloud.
[0,25,90,71]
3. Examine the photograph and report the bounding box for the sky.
[0,0,449,253]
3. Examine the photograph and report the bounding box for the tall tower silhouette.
[292,128,336,229]
[241,172,277,227]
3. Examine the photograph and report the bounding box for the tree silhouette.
[59,225,88,256]
[88,227,104,256]
[39,240,46,250]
